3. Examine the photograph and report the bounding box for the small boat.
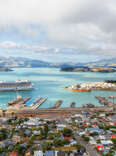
[72,88,91,92]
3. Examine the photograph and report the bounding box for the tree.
[63,139,70,145]
[111,138,116,145]
[54,139,63,147]
[44,142,53,150]
[90,132,98,136]
[62,128,73,137]
[0,129,9,141]
[73,143,84,150]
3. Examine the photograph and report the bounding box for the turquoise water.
[0,67,116,109]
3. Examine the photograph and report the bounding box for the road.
[75,134,100,156]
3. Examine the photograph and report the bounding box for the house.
[70,140,77,145]
[34,151,43,156]
[99,135,106,140]
[33,130,40,135]
[3,140,14,148]
[102,149,109,155]
[89,139,96,145]
[78,131,85,136]
[96,145,104,151]
[57,151,65,156]
[24,129,31,136]
[12,135,21,143]
[86,128,103,134]
[57,124,66,131]
[101,140,113,146]
[99,113,106,117]
[111,134,116,139]
[25,152,31,156]
[64,137,73,141]
[9,152,18,156]
[45,151,55,156]
[23,118,40,128]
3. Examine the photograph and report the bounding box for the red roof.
[96,145,104,151]
[92,124,97,127]
[111,135,116,138]
[83,123,88,127]
[106,123,110,126]
[114,123,116,126]
[64,137,73,141]
[9,152,18,156]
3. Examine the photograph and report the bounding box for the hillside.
[0,56,116,69]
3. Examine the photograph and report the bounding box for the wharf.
[30,97,47,110]
[96,96,114,107]
[15,106,114,118]
[8,96,31,105]
[52,100,62,109]
[70,102,75,108]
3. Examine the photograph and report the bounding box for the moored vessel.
[72,88,91,92]
[0,80,34,91]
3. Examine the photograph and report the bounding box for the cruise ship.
[0,80,34,91]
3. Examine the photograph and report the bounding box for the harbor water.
[0,67,116,109]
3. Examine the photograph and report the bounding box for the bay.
[0,67,116,109]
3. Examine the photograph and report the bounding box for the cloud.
[0,41,51,52]
[0,0,116,57]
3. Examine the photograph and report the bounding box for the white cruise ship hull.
[0,86,34,92]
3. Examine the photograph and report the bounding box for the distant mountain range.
[0,56,116,69]
[84,58,116,68]
[0,57,52,68]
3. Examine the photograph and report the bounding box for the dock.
[82,103,95,108]
[96,96,114,107]
[52,100,62,109]
[30,97,47,110]
[70,102,76,108]
[8,96,31,106]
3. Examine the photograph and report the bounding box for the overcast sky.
[0,0,116,62]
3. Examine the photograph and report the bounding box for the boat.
[72,88,91,92]
[0,80,34,91]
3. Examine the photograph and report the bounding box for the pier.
[30,97,47,110]
[95,96,114,107]
[8,96,31,106]
[70,102,76,108]
[52,100,62,109]
[82,103,95,108]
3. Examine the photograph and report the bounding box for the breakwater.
[67,82,116,91]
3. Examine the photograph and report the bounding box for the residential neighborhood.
[0,111,116,155]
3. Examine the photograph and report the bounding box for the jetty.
[30,97,47,110]
[70,102,76,108]
[8,96,31,106]
[82,103,95,108]
[52,100,62,109]
[96,96,114,107]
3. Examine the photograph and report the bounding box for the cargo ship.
[0,80,34,91]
